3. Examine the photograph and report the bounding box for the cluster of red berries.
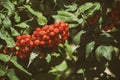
[15,34,34,58]
[32,21,69,48]
[15,21,69,58]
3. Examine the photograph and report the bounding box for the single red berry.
[20,39,25,44]
[54,28,59,34]
[16,36,21,40]
[50,32,55,37]
[34,40,40,45]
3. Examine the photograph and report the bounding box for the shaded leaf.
[0,54,10,62]
[10,56,32,75]
[10,27,20,36]
[73,30,86,45]
[95,46,114,61]
[7,69,19,80]
[24,5,47,25]
[53,11,79,22]
[86,41,95,58]
[0,66,6,76]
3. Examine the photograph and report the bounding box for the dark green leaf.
[0,54,10,62]
[0,0,15,15]
[3,17,12,29]
[0,66,6,76]
[10,56,32,75]
[95,46,114,61]
[15,22,29,28]
[7,69,19,80]
[73,30,86,45]
[24,5,47,25]
[52,11,79,22]
[45,54,51,63]
[10,27,20,36]
[86,41,95,58]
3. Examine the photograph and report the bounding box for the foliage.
[0,0,120,80]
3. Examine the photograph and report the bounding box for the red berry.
[54,28,59,34]
[50,32,55,37]
[34,40,40,45]
[20,39,25,44]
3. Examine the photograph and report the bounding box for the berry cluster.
[15,21,69,58]
[32,21,69,47]
[15,34,33,58]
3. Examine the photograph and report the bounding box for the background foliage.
[0,0,120,80]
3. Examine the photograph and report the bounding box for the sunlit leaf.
[10,27,20,36]
[86,41,95,58]
[14,12,20,22]
[77,68,84,74]
[0,0,15,15]
[10,56,32,75]
[73,30,86,45]
[45,54,51,63]
[3,17,12,29]
[49,60,67,73]
[65,4,77,12]
[95,45,114,61]
[15,22,29,28]
[24,5,47,25]
[27,51,40,68]
[53,11,79,22]
[7,69,19,80]
[0,54,10,62]
[5,37,16,48]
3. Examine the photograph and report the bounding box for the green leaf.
[65,4,77,12]
[73,30,86,45]
[10,56,32,76]
[0,0,15,15]
[52,11,79,22]
[77,2,94,13]
[3,17,12,29]
[76,68,84,74]
[24,5,47,25]
[49,60,67,73]
[86,41,95,58]
[14,12,20,22]
[100,32,112,37]
[45,54,51,63]
[51,52,60,57]
[0,54,10,62]
[0,67,6,76]
[7,69,19,80]
[15,22,29,28]
[95,46,114,61]
[5,37,16,48]
[10,27,20,36]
